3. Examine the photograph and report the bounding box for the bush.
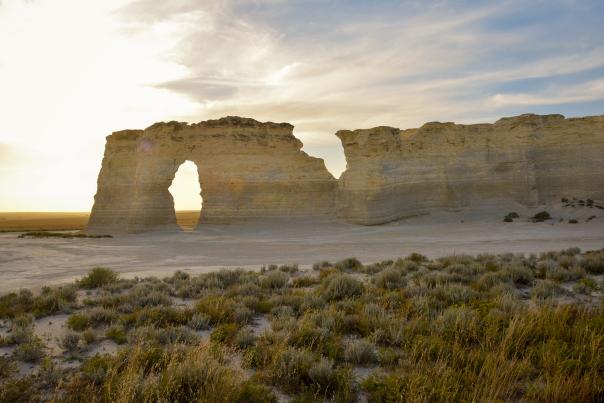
[0,356,16,379]
[502,265,534,285]
[532,211,551,222]
[13,338,45,363]
[78,268,118,289]
[531,280,563,300]
[334,257,363,271]
[109,344,243,402]
[406,253,428,263]
[268,348,357,400]
[374,268,407,290]
[344,338,379,365]
[504,212,519,222]
[291,276,320,288]
[312,261,331,271]
[260,271,289,290]
[82,329,96,345]
[431,284,478,305]
[81,354,112,385]
[211,323,239,345]
[320,274,364,301]
[106,325,127,344]
[569,219,578,224]
[233,380,277,403]
[581,251,604,274]
[67,313,90,331]
[196,296,236,324]
[188,313,211,330]
[61,332,81,352]
[234,327,257,349]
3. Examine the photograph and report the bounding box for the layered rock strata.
[337,114,604,224]
[87,117,336,233]
[88,113,604,233]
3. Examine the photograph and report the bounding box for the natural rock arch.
[87,117,337,234]
[169,160,203,229]
[88,113,604,233]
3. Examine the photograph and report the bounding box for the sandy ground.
[1,205,603,294]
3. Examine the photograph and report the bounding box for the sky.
[0,0,603,211]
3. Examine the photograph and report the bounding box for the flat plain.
[1,206,603,294]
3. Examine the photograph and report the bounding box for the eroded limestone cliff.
[88,113,604,233]
[87,117,336,233]
[337,114,604,224]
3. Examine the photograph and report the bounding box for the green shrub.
[67,313,90,331]
[581,251,604,274]
[81,354,112,385]
[374,268,407,290]
[13,338,45,363]
[196,295,236,324]
[334,257,363,271]
[211,323,239,345]
[234,327,257,349]
[532,211,551,222]
[233,380,277,403]
[61,332,81,352]
[344,338,379,365]
[579,278,598,290]
[188,313,211,330]
[94,344,242,402]
[502,265,534,285]
[531,280,563,300]
[260,270,289,289]
[82,329,96,345]
[291,276,320,288]
[106,325,127,344]
[312,261,332,271]
[320,274,364,301]
[128,306,189,328]
[129,326,199,346]
[0,356,16,379]
[0,377,37,402]
[431,284,478,305]
[406,253,428,263]
[78,267,118,289]
[267,347,356,399]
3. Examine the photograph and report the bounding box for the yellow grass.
[0,211,200,232]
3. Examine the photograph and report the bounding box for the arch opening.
[169,160,202,231]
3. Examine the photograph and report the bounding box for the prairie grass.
[0,250,602,401]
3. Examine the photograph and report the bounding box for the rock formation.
[337,114,604,224]
[88,113,604,233]
[87,117,336,234]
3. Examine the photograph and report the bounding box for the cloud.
[2,0,604,209]
[115,1,604,129]
[491,78,604,107]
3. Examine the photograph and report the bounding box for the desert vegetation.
[0,249,603,401]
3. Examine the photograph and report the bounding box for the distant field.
[0,211,201,231]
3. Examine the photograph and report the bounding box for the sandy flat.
[1,207,603,294]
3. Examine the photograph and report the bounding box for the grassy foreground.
[0,249,603,402]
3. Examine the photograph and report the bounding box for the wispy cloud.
[1,0,603,210]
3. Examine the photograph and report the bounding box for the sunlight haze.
[1,0,603,211]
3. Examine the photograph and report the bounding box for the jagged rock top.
[109,116,292,140]
[144,116,292,132]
